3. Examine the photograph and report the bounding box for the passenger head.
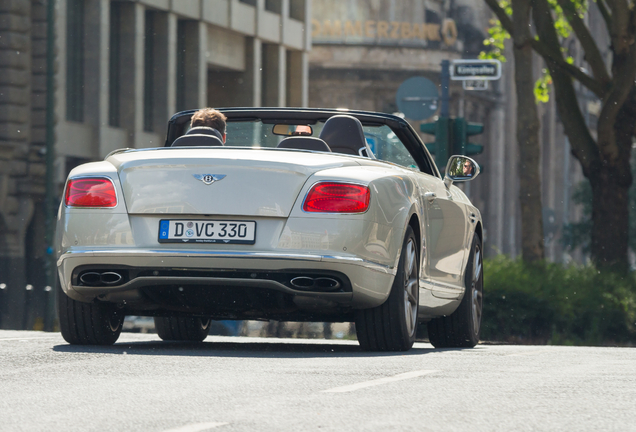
[190,108,227,143]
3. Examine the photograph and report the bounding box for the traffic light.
[420,117,450,172]
[451,118,484,156]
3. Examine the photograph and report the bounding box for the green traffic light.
[451,117,484,156]
[420,117,450,171]
[466,123,484,136]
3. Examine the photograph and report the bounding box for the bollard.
[23,284,34,330]
[0,283,6,328]
[43,284,55,332]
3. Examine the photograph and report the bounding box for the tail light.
[65,177,117,208]
[303,182,370,213]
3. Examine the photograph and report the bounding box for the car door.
[415,174,468,299]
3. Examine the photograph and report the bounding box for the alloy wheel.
[471,244,483,335]
[403,238,419,337]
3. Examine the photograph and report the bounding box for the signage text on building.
[312,18,458,46]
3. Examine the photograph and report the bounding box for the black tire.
[427,234,483,348]
[154,316,211,342]
[355,226,419,351]
[57,282,124,345]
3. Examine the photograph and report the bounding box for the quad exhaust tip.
[290,276,340,291]
[79,271,123,286]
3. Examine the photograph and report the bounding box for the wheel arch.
[407,213,421,259]
[474,221,483,244]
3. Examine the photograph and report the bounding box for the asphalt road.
[1,330,635,432]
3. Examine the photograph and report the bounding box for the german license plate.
[158,220,256,244]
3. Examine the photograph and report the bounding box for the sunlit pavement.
[1,330,635,431]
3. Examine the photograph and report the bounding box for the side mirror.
[444,155,480,188]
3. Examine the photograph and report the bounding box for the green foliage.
[546,0,573,38]
[534,69,553,103]
[481,256,636,345]
[479,19,510,62]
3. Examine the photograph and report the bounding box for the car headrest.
[187,126,224,140]
[277,137,331,152]
[319,115,372,157]
[171,127,224,147]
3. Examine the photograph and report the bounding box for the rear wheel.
[355,226,419,351]
[427,235,483,348]
[154,316,211,342]
[57,282,124,345]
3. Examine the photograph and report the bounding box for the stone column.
[179,20,207,110]
[151,12,177,136]
[286,50,307,107]
[262,44,286,107]
[118,2,144,142]
[235,37,262,107]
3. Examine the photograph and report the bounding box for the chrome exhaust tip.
[100,272,123,285]
[290,276,341,291]
[290,276,315,289]
[314,277,340,291]
[79,272,102,286]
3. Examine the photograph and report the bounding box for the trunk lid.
[108,148,358,216]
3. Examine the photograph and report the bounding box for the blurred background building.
[0,0,311,329]
[0,0,597,330]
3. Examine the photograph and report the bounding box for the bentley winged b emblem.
[193,174,226,185]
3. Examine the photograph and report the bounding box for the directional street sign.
[450,59,501,81]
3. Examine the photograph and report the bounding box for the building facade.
[0,0,311,329]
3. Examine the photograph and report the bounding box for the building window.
[109,2,121,127]
[265,0,282,13]
[176,20,187,113]
[66,0,85,122]
[289,0,305,21]
[143,10,155,132]
[239,0,256,6]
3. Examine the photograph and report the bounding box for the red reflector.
[65,178,117,208]
[303,182,370,213]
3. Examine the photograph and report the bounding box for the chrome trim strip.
[57,249,395,274]
[420,278,463,292]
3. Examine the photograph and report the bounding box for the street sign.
[463,79,489,91]
[396,76,439,121]
[450,59,501,81]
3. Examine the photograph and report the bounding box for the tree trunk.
[512,0,544,263]
[588,97,635,271]
[588,169,630,270]
[531,0,636,271]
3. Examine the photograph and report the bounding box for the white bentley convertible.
[56,108,483,351]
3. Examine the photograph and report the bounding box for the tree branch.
[596,0,613,31]
[484,0,514,34]
[532,0,600,175]
[529,38,607,97]
[485,0,607,96]
[606,0,632,54]
[556,0,611,86]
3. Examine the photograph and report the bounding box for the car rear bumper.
[57,249,396,310]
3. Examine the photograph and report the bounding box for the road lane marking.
[161,422,228,432]
[322,369,439,393]
[0,337,58,341]
[505,349,553,357]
